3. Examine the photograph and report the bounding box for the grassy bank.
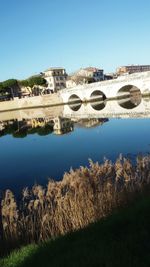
[1,193,150,267]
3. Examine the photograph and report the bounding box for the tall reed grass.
[1,155,150,255]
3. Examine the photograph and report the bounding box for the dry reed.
[1,155,150,255]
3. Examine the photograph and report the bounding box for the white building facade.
[43,68,67,92]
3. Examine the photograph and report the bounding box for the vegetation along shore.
[0,154,150,260]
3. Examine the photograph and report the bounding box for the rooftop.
[83,67,103,71]
[118,64,150,68]
[44,67,66,72]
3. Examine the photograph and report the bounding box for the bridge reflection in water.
[0,96,150,137]
[66,94,150,118]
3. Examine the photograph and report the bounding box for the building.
[73,67,104,82]
[42,67,67,92]
[19,86,32,97]
[76,118,108,128]
[66,77,77,88]
[53,117,74,135]
[116,65,150,76]
[104,73,116,80]
[66,67,104,89]
[66,75,95,88]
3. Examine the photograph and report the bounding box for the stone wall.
[0,93,63,113]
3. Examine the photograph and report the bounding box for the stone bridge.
[59,71,150,104]
[0,71,150,121]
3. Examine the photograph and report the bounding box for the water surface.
[0,98,150,194]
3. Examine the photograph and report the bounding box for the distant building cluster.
[1,64,150,100]
[42,64,150,92]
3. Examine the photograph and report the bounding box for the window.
[61,83,66,88]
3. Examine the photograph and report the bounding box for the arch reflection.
[90,90,106,111]
[68,94,82,111]
[117,85,142,109]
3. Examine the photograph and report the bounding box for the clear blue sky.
[0,0,150,81]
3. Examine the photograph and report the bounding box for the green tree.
[19,76,46,88]
[28,76,46,87]
[2,79,18,89]
[19,79,29,87]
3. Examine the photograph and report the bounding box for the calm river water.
[0,97,150,194]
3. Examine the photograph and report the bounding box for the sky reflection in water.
[0,98,150,194]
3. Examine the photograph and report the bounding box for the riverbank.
[0,93,63,113]
[1,192,150,267]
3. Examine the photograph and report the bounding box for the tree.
[19,79,29,87]
[19,76,46,88]
[2,79,18,89]
[0,82,3,90]
[0,79,19,97]
[28,76,46,87]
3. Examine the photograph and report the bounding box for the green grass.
[1,195,150,267]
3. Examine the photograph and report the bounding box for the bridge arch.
[90,90,106,111]
[117,84,142,109]
[68,94,82,111]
